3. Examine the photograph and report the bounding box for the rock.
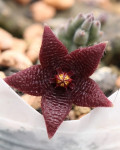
[30,1,56,22]
[78,114,86,119]
[0,51,32,70]
[26,37,42,62]
[79,107,91,114]
[24,24,43,43]
[0,28,13,50]
[91,67,117,95]
[68,110,76,120]
[44,0,75,10]
[14,0,31,5]
[0,0,33,37]
[115,76,120,88]
[74,106,82,117]
[74,106,91,118]
[0,71,6,79]
[11,38,27,53]
[21,94,41,110]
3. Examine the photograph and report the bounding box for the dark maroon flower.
[4,25,113,139]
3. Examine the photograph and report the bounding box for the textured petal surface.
[67,42,106,78]
[41,90,72,138]
[72,78,113,107]
[40,25,68,70]
[4,65,45,96]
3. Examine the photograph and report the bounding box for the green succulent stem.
[56,13,103,52]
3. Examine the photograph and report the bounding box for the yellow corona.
[56,73,72,88]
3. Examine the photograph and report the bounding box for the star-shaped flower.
[4,25,113,139]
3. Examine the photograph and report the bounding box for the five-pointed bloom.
[4,25,113,139]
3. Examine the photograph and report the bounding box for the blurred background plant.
[56,13,102,52]
[0,0,120,120]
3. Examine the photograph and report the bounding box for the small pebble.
[14,0,31,5]
[78,114,86,119]
[115,76,120,88]
[79,107,91,114]
[74,106,91,119]
[24,24,43,43]
[91,67,117,94]
[0,51,32,70]
[11,38,27,53]
[0,71,6,79]
[21,94,41,110]
[68,110,76,120]
[44,0,75,10]
[30,1,56,22]
[75,110,81,117]
[26,37,42,63]
[0,28,13,50]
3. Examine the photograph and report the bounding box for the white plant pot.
[0,77,120,150]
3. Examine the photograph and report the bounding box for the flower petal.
[4,65,44,96]
[41,91,72,138]
[72,78,113,107]
[40,25,68,70]
[67,42,107,78]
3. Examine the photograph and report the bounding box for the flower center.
[56,73,72,88]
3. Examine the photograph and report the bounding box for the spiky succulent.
[5,26,112,139]
[56,13,103,52]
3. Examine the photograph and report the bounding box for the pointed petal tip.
[98,97,113,108]
[4,77,7,81]
[92,41,108,53]
[86,41,108,51]
[48,133,53,139]
[43,24,51,31]
[95,41,108,47]
[4,76,11,85]
[102,41,108,45]
[43,22,49,27]
[109,101,113,107]
[103,100,113,108]
[43,23,48,26]
[42,24,52,35]
[111,103,114,107]
[47,126,56,139]
[4,65,44,96]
